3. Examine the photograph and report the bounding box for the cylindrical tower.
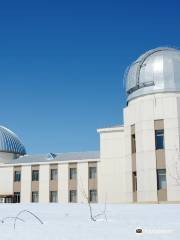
[124,47,180,203]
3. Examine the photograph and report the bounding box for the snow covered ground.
[0,203,179,239]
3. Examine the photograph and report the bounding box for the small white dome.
[0,126,26,155]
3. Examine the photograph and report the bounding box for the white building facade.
[0,47,180,203]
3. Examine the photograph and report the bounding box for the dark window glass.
[157,169,167,190]
[131,134,136,153]
[14,192,20,203]
[14,171,21,182]
[5,197,13,203]
[32,191,39,202]
[155,129,164,150]
[50,191,58,202]
[69,190,77,203]
[89,167,97,179]
[89,190,97,203]
[132,172,137,192]
[50,169,58,181]
[32,170,39,181]
[69,168,77,180]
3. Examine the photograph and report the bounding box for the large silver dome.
[125,47,180,102]
[0,126,26,155]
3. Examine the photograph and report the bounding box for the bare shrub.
[79,179,107,222]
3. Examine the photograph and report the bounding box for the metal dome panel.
[125,47,180,102]
[0,126,26,155]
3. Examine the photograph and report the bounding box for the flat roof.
[97,124,124,133]
[5,151,100,165]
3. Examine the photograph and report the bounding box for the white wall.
[58,163,68,203]
[21,166,31,203]
[39,164,49,203]
[123,125,134,202]
[165,96,180,201]
[98,127,127,203]
[0,166,13,195]
[124,93,180,202]
[77,162,88,203]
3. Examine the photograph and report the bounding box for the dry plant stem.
[0,217,25,224]
[79,179,107,222]
[13,209,44,229]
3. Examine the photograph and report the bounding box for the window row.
[14,169,58,182]
[32,191,58,203]
[69,189,97,203]
[132,169,167,192]
[131,128,165,153]
[13,190,97,203]
[13,191,58,203]
[69,167,97,180]
[14,167,97,182]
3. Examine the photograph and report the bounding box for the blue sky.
[0,0,179,154]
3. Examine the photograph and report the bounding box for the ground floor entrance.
[0,193,21,203]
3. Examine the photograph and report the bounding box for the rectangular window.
[69,168,77,180]
[69,190,77,203]
[132,172,137,192]
[89,190,97,203]
[155,129,164,150]
[50,169,58,181]
[131,134,136,153]
[50,191,58,202]
[32,191,39,202]
[14,192,20,203]
[157,169,167,190]
[89,167,97,179]
[14,171,21,182]
[32,170,39,181]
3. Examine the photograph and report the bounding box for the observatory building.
[0,47,180,203]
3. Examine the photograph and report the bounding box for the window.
[69,190,77,203]
[14,192,20,203]
[89,190,97,203]
[132,172,137,192]
[5,197,13,203]
[32,170,39,181]
[131,134,136,153]
[69,168,77,180]
[32,191,39,202]
[89,167,97,179]
[14,171,21,182]
[157,169,167,190]
[50,169,58,181]
[155,129,164,150]
[50,191,58,202]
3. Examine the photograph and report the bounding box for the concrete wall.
[97,127,127,203]
[21,166,31,203]
[77,162,88,203]
[39,164,49,203]
[0,160,97,203]
[124,96,157,202]
[58,163,68,203]
[165,95,180,201]
[124,93,180,202]
[96,93,180,203]
[0,166,13,195]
